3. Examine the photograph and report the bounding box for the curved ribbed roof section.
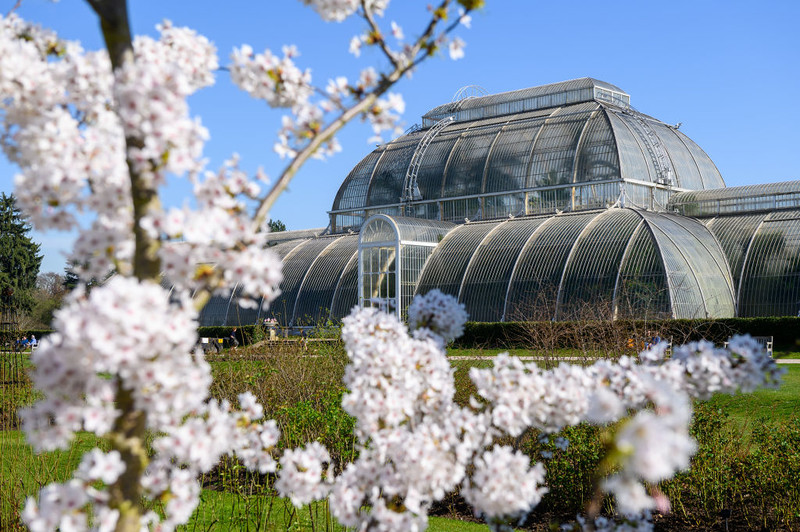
[331,98,723,218]
[198,235,359,327]
[669,179,800,217]
[414,208,735,321]
[702,210,800,317]
[361,215,456,244]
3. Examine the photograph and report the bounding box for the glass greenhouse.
[197,78,800,327]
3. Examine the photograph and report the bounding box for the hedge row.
[453,316,800,351]
[20,316,800,352]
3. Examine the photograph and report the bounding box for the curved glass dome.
[330,78,723,232]
[414,208,735,321]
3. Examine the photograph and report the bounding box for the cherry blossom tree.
[2,1,479,530]
[0,1,785,531]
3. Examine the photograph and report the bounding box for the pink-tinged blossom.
[298,0,389,22]
[230,44,312,108]
[349,34,364,56]
[391,21,404,40]
[76,449,126,485]
[458,8,472,28]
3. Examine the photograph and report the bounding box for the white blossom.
[407,288,468,344]
[462,446,547,523]
[276,442,333,507]
[448,37,466,60]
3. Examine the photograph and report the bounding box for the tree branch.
[251,0,461,233]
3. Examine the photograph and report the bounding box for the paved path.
[449,356,800,364]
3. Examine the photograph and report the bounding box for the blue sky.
[1,0,798,273]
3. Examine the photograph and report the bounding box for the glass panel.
[558,209,640,320]
[333,150,381,211]
[414,132,458,201]
[575,112,620,182]
[361,217,397,243]
[441,129,496,198]
[264,238,336,325]
[225,284,261,326]
[293,235,358,325]
[676,129,724,189]
[392,217,456,243]
[399,244,436,318]
[646,221,704,318]
[198,290,233,327]
[367,137,418,207]
[703,215,765,295]
[527,105,596,189]
[506,212,596,320]
[361,245,398,312]
[644,212,735,318]
[441,198,481,222]
[331,253,359,320]
[650,123,704,190]
[461,218,548,322]
[415,222,497,299]
[484,112,549,193]
[606,111,656,183]
[484,193,525,219]
[526,187,572,215]
[739,213,800,317]
[615,224,671,319]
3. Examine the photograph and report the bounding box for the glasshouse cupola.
[329,77,724,233]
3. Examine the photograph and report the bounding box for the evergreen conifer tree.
[0,193,43,313]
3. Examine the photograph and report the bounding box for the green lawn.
[705,364,800,425]
[1,431,102,527]
[1,431,495,531]
[184,490,494,531]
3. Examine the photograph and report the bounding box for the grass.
[774,349,800,359]
[3,341,798,530]
[0,431,102,530]
[183,490,495,531]
[0,431,495,531]
[447,347,626,360]
[706,364,800,425]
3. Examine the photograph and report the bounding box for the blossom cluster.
[7,3,785,532]
[300,0,389,22]
[407,288,469,344]
[0,14,285,306]
[468,335,783,515]
[19,278,279,531]
[272,290,783,530]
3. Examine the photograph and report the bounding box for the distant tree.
[268,218,286,233]
[0,193,42,313]
[23,272,68,328]
[37,271,67,298]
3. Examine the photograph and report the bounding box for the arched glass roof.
[701,209,800,317]
[415,208,735,321]
[670,180,800,217]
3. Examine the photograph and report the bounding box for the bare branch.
[360,0,400,69]
[251,0,466,232]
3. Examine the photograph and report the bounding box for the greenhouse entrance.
[358,215,455,320]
